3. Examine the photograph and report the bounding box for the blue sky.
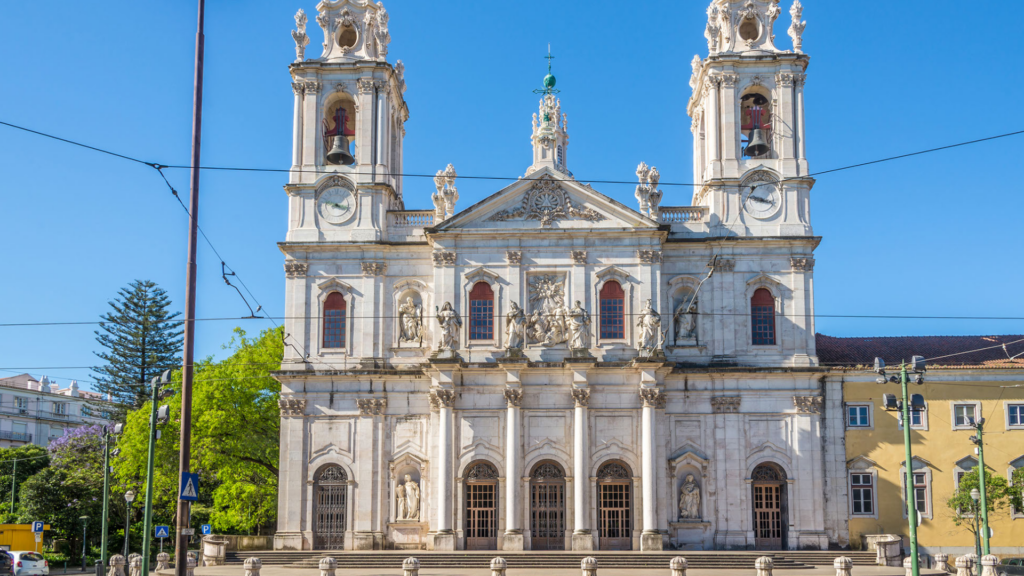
[1,1,1022,392]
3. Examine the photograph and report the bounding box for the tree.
[112,327,282,534]
[1009,467,1024,515]
[18,426,107,546]
[92,280,183,416]
[946,468,1010,536]
[0,444,49,522]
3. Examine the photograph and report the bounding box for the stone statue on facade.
[636,299,665,357]
[398,296,422,345]
[396,484,407,520]
[435,302,461,352]
[544,307,568,346]
[291,9,310,62]
[673,298,698,345]
[679,474,702,520]
[505,301,526,350]
[567,300,591,350]
[403,474,420,520]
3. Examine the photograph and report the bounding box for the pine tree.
[92,280,183,414]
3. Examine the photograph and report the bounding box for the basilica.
[273,0,847,552]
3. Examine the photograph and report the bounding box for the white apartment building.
[0,374,116,447]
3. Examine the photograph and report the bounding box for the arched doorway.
[597,461,632,551]
[751,462,788,550]
[313,465,348,550]
[464,461,499,550]
[530,461,566,550]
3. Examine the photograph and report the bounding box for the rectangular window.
[469,298,494,341]
[600,297,624,339]
[751,305,776,345]
[323,308,346,349]
[954,404,977,427]
[847,405,870,427]
[851,473,874,515]
[1009,404,1023,427]
[15,397,27,414]
[899,407,926,429]
[53,402,68,415]
[913,473,928,516]
[12,423,26,435]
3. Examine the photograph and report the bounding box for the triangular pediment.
[433,168,659,232]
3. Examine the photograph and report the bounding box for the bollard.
[243,557,262,576]
[756,557,774,576]
[319,557,337,576]
[670,557,688,576]
[156,553,170,571]
[108,555,126,576]
[490,558,507,576]
[904,557,915,576]
[402,557,420,576]
[965,554,979,576]
[934,554,950,573]
[980,556,999,576]
[834,556,853,576]
[581,556,598,576]
[129,556,142,576]
[186,555,196,576]
[956,556,972,576]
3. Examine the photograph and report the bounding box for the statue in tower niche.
[398,296,422,345]
[636,299,666,357]
[505,301,526,350]
[435,302,461,353]
[678,474,702,521]
[567,300,591,350]
[396,474,420,521]
[673,297,699,346]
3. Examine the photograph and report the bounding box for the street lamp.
[969,417,991,555]
[141,371,173,576]
[79,516,89,572]
[970,488,982,560]
[123,489,136,557]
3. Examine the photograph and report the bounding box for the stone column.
[503,386,524,550]
[301,80,320,167]
[571,386,592,551]
[432,388,456,550]
[795,74,807,162]
[291,82,304,169]
[705,77,721,177]
[639,386,663,551]
[720,74,738,163]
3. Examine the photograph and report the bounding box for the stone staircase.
[223,550,877,570]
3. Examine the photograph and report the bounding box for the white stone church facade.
[274,0,849,552]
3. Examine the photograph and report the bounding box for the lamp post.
[123,489,136,557]
[79,516,89,572]
[969,419,991,555]
[141,371,173,576]
[970,488,982,560]
[875,356,926,576]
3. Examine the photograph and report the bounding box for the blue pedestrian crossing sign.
[154,526,170,539]
[179,472,200,501]
[200,524,212,536]
[31,521,44,533]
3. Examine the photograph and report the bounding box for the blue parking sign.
[154,526,169,539]
[201,524,212,535]
[31,521,44,533]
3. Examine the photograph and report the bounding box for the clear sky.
[1,1,1022,392]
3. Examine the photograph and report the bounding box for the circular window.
[739,19,760,42]
[338,23,358,49]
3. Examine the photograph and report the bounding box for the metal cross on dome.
[533,44,560,95]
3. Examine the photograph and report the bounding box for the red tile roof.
[816,334,1024,369]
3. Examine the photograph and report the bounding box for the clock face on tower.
[741,174,782,220]
[317,186,355,225]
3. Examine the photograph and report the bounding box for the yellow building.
[818,335,1024,556]
[0,524,48,552]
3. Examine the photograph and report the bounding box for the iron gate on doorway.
[530,462,566,550]
[314,465,347,550]
[597,461,632,551]
[465,461,498,550]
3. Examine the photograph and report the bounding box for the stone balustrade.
[387,210,435,241]
[659,206,707,224]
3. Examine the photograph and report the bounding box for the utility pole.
[175,1,205,574]
[9,458,15,514]
[971,419,991,555]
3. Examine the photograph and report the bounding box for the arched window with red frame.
[469,282,494,341]
[599,281,625,339]
[751,288,776,345]
[323,292,347,349]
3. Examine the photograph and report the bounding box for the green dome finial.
[533,44,561,96]
[544,73,556,89]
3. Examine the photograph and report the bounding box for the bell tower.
[688,0,813,236]
[526,52,571,177]
[286,0,409,242]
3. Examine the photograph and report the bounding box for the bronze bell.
[326,135,355,165]
[744,128,770,158]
